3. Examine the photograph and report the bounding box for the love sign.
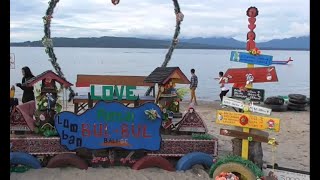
[54,101,163,151]
[90,85,138,101]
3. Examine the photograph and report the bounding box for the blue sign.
[54,101,163,151]
[230,51,273,66]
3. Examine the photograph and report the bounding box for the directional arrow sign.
[222,97,272,115]
[230,51,273,66]
[219,66,278,84]
[216,110,280,132]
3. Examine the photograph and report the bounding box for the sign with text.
[230,51,273,66]
[219,67,278,84]
[55,101,162,151]
[216,110,280,132]
[263,168,309,180]
[232,87,265,102]
[222,97,272,115]
[90,85,138,101]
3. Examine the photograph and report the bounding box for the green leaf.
[55,103,62,113]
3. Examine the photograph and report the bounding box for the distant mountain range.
[10,36,309,50]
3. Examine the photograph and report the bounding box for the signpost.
[231,87,265,102]
[219,66,278,84]
[10,53,15,69]
[55,101,163,151]
[222,97,272,115]
[216,110,280,132]
[220,128,278,145]
[230,51,273,66]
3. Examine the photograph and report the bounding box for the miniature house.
[10,70,73,133]
[144,67,190,118]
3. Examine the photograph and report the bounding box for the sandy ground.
[10,100,310,180]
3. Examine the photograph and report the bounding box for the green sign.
[90,85,138,101]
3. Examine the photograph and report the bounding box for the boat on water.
[272,57,293,65]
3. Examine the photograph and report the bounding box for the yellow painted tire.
[212,162,256,180]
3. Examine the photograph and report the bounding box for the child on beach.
[190,68,198,105]
[215,71,229,107]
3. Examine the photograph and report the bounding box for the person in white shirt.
[215,71,229,106]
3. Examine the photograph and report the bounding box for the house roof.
[24,70,73,88]
[144,67,190,85]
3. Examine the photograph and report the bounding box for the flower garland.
[249,47,261,55]
[43,0,183,102]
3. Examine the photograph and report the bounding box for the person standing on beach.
[190,69,198,105]
[16,66,35,103]
[215,71,229,106]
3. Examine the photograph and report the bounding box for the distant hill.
[10,36,309,50]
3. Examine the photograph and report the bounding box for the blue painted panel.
[230,51,273,66]
[54,101,163,151]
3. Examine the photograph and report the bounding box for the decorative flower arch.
[42,0,184,101]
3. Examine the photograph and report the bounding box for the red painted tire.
[47,153,88,170]
[132,156,175,171]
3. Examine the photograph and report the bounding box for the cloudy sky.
[10,0,309,42]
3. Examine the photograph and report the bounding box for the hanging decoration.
[43,0,183,101]
[246,6,259,52]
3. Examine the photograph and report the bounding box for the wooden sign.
[55,101,163,151]
[90,85,138,101]
[222,97,272,115]
[219,66,278,84]
[230,51,273,66]
[216,110,280,132]
[10,53,15,69]
[232,87,265,102]
[219,128,278,145]
[263,167,309,180]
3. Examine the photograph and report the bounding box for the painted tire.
[47,153,88,170]
[288,94,307,101]
[175,152,214,171]
[211,162,256,179]
[132,156,175,171]
[10,152,42,169]
[263,104,287,112]
[264,96,284,105]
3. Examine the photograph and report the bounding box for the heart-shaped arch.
[42,0,184,101]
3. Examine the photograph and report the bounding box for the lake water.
[10,47,310,101]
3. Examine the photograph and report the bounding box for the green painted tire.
[211,162,256,180]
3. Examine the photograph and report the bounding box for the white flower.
[43,102,48,107]
[39,114,45,121]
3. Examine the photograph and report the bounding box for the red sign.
[219,66,278,84]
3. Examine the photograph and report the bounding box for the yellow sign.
[216,110,280,132]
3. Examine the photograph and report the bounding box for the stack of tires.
[287,94,308,111]
[263,96,287,112]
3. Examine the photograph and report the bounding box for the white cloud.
[10,0,310,42]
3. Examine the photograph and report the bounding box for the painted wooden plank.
[216,110,280,132]
[219,128,278,145]
[219,66,278,84]
[230,51,273,66]
[222,97,272,115]
[231,87,265,102]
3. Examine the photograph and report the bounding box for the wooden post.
[241,63,254,160]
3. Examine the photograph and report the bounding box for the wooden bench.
[73,75,156,114]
